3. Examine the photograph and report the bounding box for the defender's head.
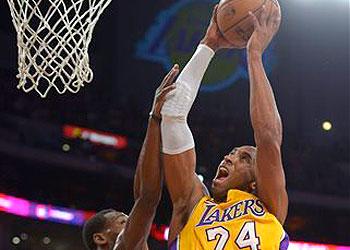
[211,146,257,201]
[82,209,128,250]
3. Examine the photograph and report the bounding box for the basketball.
[217,0,281,48]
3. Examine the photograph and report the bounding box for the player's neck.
[213,194,228,203]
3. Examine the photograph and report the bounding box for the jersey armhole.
[169,195,211,249]
[169,235,180,250]
[279,231,290,250]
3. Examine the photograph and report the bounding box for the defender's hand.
[150,65,179,120]
[201,5,235,52]
[247,5,281,55]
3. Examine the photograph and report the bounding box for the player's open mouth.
[214,167,229,183]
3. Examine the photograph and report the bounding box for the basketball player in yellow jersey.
[159,4,289,250]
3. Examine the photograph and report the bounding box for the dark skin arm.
[247,6,288,224]
[116,66,179,250]
[163,149,206,243]
[163,6,236,244]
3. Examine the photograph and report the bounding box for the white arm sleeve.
[161,116,194,155]
[161,44,215,118]
[161,44,215,154]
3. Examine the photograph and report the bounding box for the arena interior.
[0,0,349,249]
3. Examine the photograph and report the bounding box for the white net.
[7,0,113,98]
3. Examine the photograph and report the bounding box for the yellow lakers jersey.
[170,189,289,250]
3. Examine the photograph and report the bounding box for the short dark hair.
[82,209,116,250]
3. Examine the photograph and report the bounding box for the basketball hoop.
[7,0,113,98]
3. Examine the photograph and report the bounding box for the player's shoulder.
[186,194,213,219]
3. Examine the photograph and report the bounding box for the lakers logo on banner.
[136,0,276,93]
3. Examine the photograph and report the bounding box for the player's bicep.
[163,149,205,209]
[255,142,288,224]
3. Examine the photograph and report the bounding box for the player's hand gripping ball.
[217,0,281,48]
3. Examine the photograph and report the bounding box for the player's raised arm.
[160,45,213,243]
[247,6,288,224]
[161,6,236,243]
[115,67,179,250]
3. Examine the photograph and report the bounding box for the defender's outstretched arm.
[116,67,179,250]
[247,6,288,224]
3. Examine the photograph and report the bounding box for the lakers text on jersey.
[170,189,289,250]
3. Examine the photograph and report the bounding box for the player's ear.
[249,181,257,193]
[93,232,108,246]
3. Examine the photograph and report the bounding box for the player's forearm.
[161,44,214,122]
[117,198,158,250]
[248,51,282,145]
[134,117,162,204]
